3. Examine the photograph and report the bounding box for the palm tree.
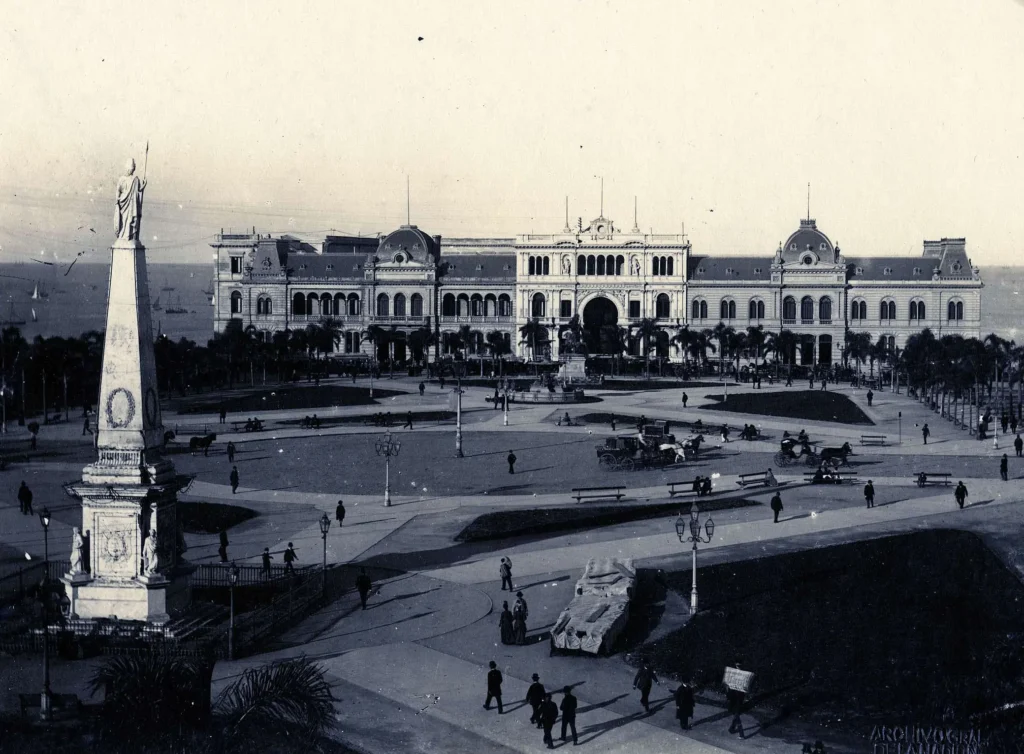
[688,329,716,373]
[710,322,736,380]
[672,325,695,368]
[844,331,872,377]
[632,318,661,379]
[519,318,548,363]
[729,330,749,380]
[765,329,797,381]
[485,330,511,375]
[868,336,890,379]
[407,326,438,368]
[363,324,388,373]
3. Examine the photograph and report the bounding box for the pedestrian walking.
[633,659,660,712]
[682,392,688,407]
[866,389,873,406]
[439,375,445,390]
[218,528,229,563]
[727,685,746,738]
[539,693,558,748]
[770,490,783,523]
[17,481,32,515]
[674,682,695,730]
[219,407,227,424]
[1002,414,1009,434]
[355,567,372,609]
[82,414,92,435]
[507,450,517,474]
[499,557,513,591]
[785,373,793,387]
[560,686,578,745]
[484,661,503,713]
[335,499,346,526]
[261,547,273,578]
[512,600,527,645]
[526,674,545,727]
[720,424,730,443]
[229,466,239,494]
[820,378,827,391]
[226,441,236,463]
[1000,453,1008,481]
[283,542,297,573]
[954,481,968,509]
[1012,416,1019,435]
[403,411,413,429]
[499,601,514,644]
[922,423,930,444]
[864,480,875,509]
[1015,433,1023,458]
[418,381,425,397]
[809,376,814,389]
[611,418,616,431]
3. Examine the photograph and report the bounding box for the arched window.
[729,301,736,319]
[483,294,496,317]
[850,299,863,320]
[394,293,406,317]
[498,294,512,317]
[881,300,896,320]
[307,293,319,315]
[577,255,586,275]
[442,293,456,317]
[531,292,546,318]
[230,290,242,314]
[699,300,708,319]
[956,301,964,320]
[616,255,624,275]
[748,299,762,320]
[911,300,925,320]
[333,293,344,315]
[783,296,796,321]
[470,294,483,317]
[376,293,389,317]
[528,257,536,275]
[597,255,606,275]
[819,297,832,322]
[667,257,674,276]
[320,293,332,315]
[652,257,659,276]
[692,300,702,320]
[347,293,360,316]
[586,255,596,275]
[720,299,736,320]
[605,255,614,276]
[948,300,964,321]
[411,293,423,318]
[543,257,550,275]
[656,293,670,318]
[457,294,470,317]
[292,292,306,315]
[263,297,273,315]
[800,296,814,322]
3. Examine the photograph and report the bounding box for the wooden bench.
[232,421,266,432]
[914,472,952,487]
[803,470,860,484]
[860,434,887,446]
[667,480,699,497]
[736,470,778,488]
[571,486,626,503]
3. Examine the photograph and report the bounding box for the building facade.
[211,215,982,365]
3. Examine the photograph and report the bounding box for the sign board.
[723,667,754,693]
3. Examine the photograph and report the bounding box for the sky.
[1,0,1023,265]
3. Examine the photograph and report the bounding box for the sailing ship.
[161,277,175,293]
[31,308,37,323]
[166,295,188,314]
[2,301,26,326]
[30,281,48,300]
[152,295,163,311]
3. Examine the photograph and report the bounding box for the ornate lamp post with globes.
[675,501,715,615]
[228,562,239,660]
[375,430,401,507]
[318,512,331,598]
[38,506,52,721]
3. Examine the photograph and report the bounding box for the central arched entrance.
[582,297,620,355]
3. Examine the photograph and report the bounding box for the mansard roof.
[286,254,365,280]
[439,253,517,281]
[688,255,771,282]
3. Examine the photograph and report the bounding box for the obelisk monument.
[62,155,190,624]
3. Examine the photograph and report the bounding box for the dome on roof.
[379,225,437,263]
[781,219,836,264]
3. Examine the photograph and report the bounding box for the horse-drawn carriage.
[596,428,704,471]
[774,437,853,468]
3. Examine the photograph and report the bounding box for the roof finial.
[631,196,640,233]
[806,182,810,222]
[600,177,604,217]
[406,175,411,226]
[563,196,570,233]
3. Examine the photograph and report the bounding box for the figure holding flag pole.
[115,143,148,242]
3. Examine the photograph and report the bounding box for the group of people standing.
[498,591,529,645]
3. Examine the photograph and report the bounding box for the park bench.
[860,434,887,446]
[736,470,778,488]
[803,470,860,484]
[571,486,626,503]
[914,472,952,487]
[666,480,699,497]
[19,692,81,720]
[232,420,265,432]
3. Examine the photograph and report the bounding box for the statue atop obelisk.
[63,150,191,624]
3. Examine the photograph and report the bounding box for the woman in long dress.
[499,602,514,644]
[512,603,527,645]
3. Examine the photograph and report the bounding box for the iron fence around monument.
[189,562,315,588]
[229,568,326,657]
[0,559,70,605]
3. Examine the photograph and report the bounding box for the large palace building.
[211,214,982,365]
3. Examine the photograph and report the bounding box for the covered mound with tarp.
[550,558,635,655]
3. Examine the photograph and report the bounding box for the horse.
[819,442,854,467]
[189,433,217,456]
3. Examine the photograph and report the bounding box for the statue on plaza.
[142,528,160,576]
[115,148,148,241]
[69,527,85,575]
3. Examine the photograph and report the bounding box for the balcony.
[782,318,796,325]
[439,315,512,324]
[819,319,832,325]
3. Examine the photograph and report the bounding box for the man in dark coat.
[17,481,32,515]
[336,499,346,527]
[864,480,875,509]
[633,660,659,712]
[525,674,545,727]
[727,685,746,737]
[866,389,873,406]
[675,682,695,730]
[955,481,969,509]
[261,547,273,578]
[500,557,513,591]
[229,466,239,494]
[226,441,236,463]
[1016,433,1024,458]
[218,528,229,563]
[922,423,930,444]
[484,660,503,713]
[539,693,559,748]
[507,451,517,474]
[560,686,578,744]
[770,491,783,523]
[1000,454,1008,481]
[283,542,297,573]
[355,567,372,609]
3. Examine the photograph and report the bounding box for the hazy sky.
[2,0,1023,265]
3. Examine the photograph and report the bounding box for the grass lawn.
[701,389,873,425]
[173,385,404,414]
[178,502,258,534]
[455,497,758,542]
[277,411,455,428]
[637,530,1024,735]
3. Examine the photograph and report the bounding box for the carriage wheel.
[774,450,791,468]
[599,454,616,470]
[620,458,636,472]
[805,453,820,467]
[826,457,842,470]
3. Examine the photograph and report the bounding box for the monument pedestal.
[61,571,189,625]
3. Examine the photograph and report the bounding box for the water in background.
[0,263,1019,344]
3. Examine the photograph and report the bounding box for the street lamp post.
[374,430,401,507]
[228,562,239,660]
[455,381,464,457]
[675,501,715,615]
[318,512,331,599]
[898,411,902,446]
[502,384,509,427]
[38,506,52,721]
